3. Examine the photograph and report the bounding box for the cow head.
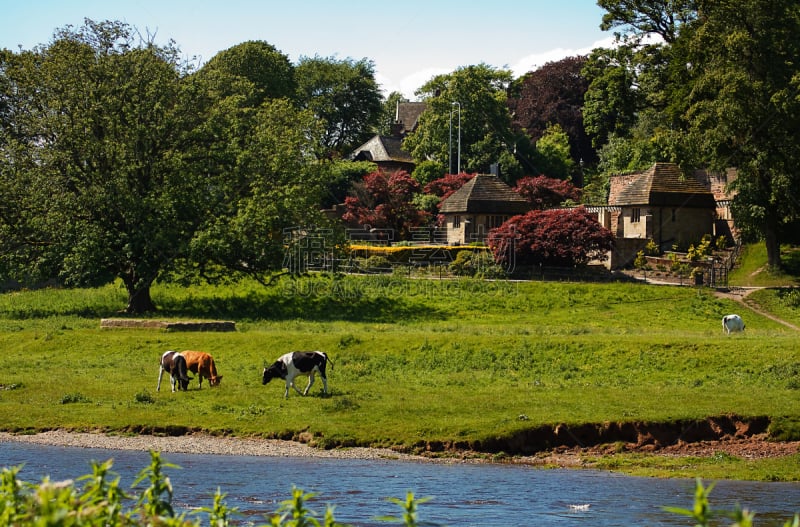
[262,361,287,385]
[209,375,223,387]
[177,375,191,391]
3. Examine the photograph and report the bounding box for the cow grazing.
[157,350,191,392]
[262,351,331,398]
[722,314,745,334]
[180,350,223,389]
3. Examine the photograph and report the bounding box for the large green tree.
[597,0,800,269]
[295,55,383,158]
[198,40,297,105]
[402,64,525,182]
[0,20,198,312]
[0,20,333,312]
[684,0,800,268]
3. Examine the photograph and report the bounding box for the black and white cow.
[262,351,331,398]
[722,314,745,334]
[157,350,191,392]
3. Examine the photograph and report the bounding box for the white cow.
[722,314,745,334]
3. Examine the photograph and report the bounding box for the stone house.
[599,162,717,268]
[349,135,415,174]
[439,174,531,245]
[693,167,738,244]
[348,100,426,174]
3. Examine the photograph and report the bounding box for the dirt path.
[713,287,800,331]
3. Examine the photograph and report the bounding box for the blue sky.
[1,1,613,99]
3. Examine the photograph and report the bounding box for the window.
[453,215,461,228]
[631,208,641,223]
[488,215,505,229]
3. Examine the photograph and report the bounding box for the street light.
[449,101,461,174]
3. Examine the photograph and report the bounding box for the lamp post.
[448,106,453,174]
[451,101,461,174]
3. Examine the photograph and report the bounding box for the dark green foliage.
[769,417,800,442]
[198,40,297,104]
[448,250,505,278]
[295,55,384,158]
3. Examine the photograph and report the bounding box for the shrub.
[489,207,614,267]
[60,392,91,404]
[364,256,392,273]
[135,391,155,404]
[449,250,504,278]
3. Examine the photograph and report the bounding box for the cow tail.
[325,353,334,370]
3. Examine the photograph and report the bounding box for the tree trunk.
[123,276,157,314]
[764,211,782,271]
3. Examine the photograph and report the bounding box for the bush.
[488,207,614,267]
[449,250,504,278]
[364,256,392,273]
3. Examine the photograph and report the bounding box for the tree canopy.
[488,207,614,268]
[341,170,430,240]
[402,64,525,182]
[509,56,595,166]
[295,55,383,159]
[591,0,800,269]
[0,20,335,312]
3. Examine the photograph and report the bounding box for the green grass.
[728,243,800,287]
[1,250,800,481]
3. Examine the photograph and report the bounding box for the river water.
[2,442,798,526]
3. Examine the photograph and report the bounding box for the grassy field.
[1,245,799,481]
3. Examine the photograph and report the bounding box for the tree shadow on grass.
[155,289,447,323]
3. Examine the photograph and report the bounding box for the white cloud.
[377,66,451,101]
[511,36,618,77]
[378,36,621,101]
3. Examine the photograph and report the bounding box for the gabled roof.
[610,162,716,208]
[395,101,426,136]
[439,174,530,214]
[349,135,414,164]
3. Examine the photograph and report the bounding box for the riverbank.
[0,431,432,463]
[2,430,798,472]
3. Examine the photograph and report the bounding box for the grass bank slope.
[1,271,799,479]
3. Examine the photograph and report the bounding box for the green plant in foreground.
[2,460,800,526]
[664,478,799,527]
[267,486,340,526]
[375,492,437,527]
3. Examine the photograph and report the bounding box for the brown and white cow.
[180,350,223,389]
[262,351,331,398]
[157,350,191,392]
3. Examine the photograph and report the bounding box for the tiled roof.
[349,135,414,164]
[610,163,716,208]
[439,174,530,214]
[395,101,426,135]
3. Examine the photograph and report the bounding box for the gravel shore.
[0,430,432,462]
[4,430,796,470]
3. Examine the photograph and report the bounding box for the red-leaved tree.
[342,170,430,240]
[514,175,582,209]
[488,207,614,267]
[423,173,474,203]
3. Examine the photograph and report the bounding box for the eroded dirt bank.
[2,415,797,466]
[418,414,775,455]
[410,414,800,464]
